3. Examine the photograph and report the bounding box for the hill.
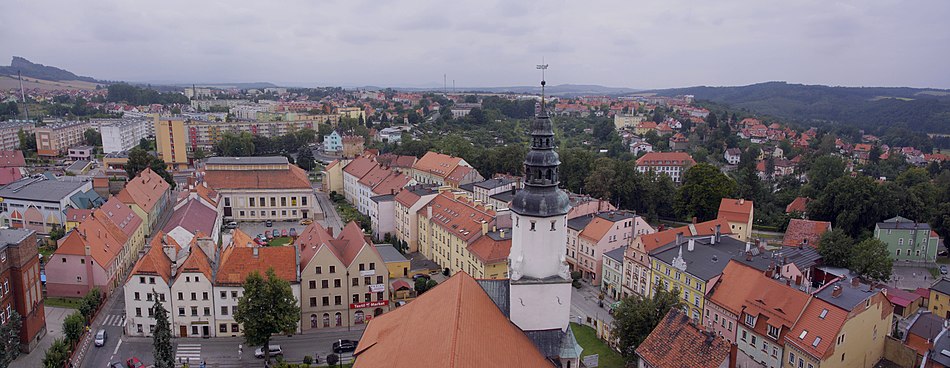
[0,75,100,91]
[389,84,640,96]
[647,82,950,133]
[0,56,99,83]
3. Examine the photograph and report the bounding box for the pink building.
[45,211,127,297]
[567,211,653,285]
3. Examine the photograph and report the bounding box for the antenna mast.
[17,71,29,121]
[536,60,548,114]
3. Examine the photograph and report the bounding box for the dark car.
[109,363,124,368]
[412,273,430,281]
[289,228,297,237]
[332,339,358,354]
[265,220,273,227]
[126,357,144,368]
[272,229,280,238]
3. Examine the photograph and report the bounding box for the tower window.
[550,220,556,231]
[530,221,536,231]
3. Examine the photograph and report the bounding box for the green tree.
[817,229,854,268]
[808,176,895,237]
[613,285,685,364]
[17,129,36,153]
[585,158,617,201]
[83,128,102,146]
[62,312,84,344]
[805,156,846,194]
[0,310,22,366]
[152,291,174,368]
[850,238,893,283]
[77,288,102,322]
[138,137,151,150]
[192,147,207,160]
[125,148,176,189]
[675,163,737,221]
[42,338,70,368]
[48,224,65,241]
[234,269,301,363]
[296,146,316,171]
[215,132,255,157]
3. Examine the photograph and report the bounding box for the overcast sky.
[2,0,949,89]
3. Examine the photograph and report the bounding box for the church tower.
[508,76,573,332]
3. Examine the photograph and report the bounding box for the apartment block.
[34,120,92,157]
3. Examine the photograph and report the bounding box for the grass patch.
[937,257,950,265]
[39,245,55,260]
[268,237,292,247]
[570,322,625,368]
[45,297,82,309]
[929,268,941,279]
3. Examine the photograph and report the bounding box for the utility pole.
[17,71,29,121]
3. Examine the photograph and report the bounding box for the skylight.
[799,330,808,339]
[819,309,828,319]
[812,337,821,347]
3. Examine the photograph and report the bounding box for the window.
[178,292,183,300]
[741,330,747,341]
[191,307,198,316]
[530,221,536,231]
[376,276,383,284]
[322,280,329,288]
[134,292,140,301]
[751,335,757,346]
[352,294,359,304]
[178,308,185,316]
[135,307,142,317]
[149,277,155,284]
[837,334,845,345]
[139,276,145,283]
[191,292,197,301]
[146,293,153,302]
[728,322,732,331]
[377,291,384,301]
[221,306,228,315]
[281,197,287,206]
[364,277,371,285]
[812,337,821,347]
[203,292,208,300]
[231,324,239,332]
[220,291,227,299]
[334,279,341,288]
[799,330,808,339]
[309,297,317,307]
[231,291,238,298]
[789,352,796,364]
[352,278,359,286]
[249,198,255,207]
[369,262,375,270]
[551,221,556,231]
[745,314,755,326]
[819,309,828,319]
[798,358,804,368]
[330,265,336,273]
[768,325,780,339]
[334,296,342,305]
[322,296,329,306]
[220,324,227,333]
[316,266,322,274]
[309,280,316,289]
[204,307,210,316]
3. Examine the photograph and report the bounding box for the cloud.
[0,0,948,88]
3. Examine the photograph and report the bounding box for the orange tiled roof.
[466,233,511,264]
[579,216,617,242]
[127,239,173,284]
[640,218,732,253]
[178,237,213,281]
[785,197,810,214]
[354,272,552,368]
[116,168,169,213]
[413,152,463,179]
[55,212,127,268]
[372,172,411,196]
[635,152,695,167]
[446,165,475,183]
[418,192,495,243]
[785,296,848,360]
[204,164,311,190]
[782,219,831,248]
[707,261,764,315]
[215,242,297,286]
[718,198,753,224]
[342,156,377,179]
[394,187,423,208]
[65,208,93,223]
[635,309,732,368]
[295,223,337,268]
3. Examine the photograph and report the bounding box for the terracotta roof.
[336,221,377,267]
[354,272,553,368]
[0,150,25,167]
[740,274,810,333]
[785,197,810,214]
[342,156,377,179]
[325,160,340,170]
[55,212,127,268]
[418,192,496,243]
[100,197,143,239]
[707,261,763,315]
[635,309,732,368]
[192,184,219,207]
[215,241,297,286]
[65,208,93,223]
[178,238,213,281]
[446,165,475,183]
[635,152,695,167]
[640,218,732,253]
[127,239,173,284]
[782,219,831,248]
[0,167,22,185]
[376,153,417,168]
[204,164,311,190]
[718,198,753,223]
[466,231,511,264]
[785,296,848,360]
[162,199,218,237]
[413,151,463,179]
[358,165,394,188]
[372,172,411,196]
[116,168,169,213]
[295,223,337,268]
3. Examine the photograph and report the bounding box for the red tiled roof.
[372,172,411,196]
[354,272,552,368]
[0,167,22,185]
[100,197,143,239]
[204,164,311,190]
[65,208,93,223]
[116,168,169,213]
[55,212,127,268]
[216,229,298,285]
[446,165,475,183]
[635,309,732,368]
[785,297,848,360]
[466,234,511,264]
[915,288,931,300]
[342,156,377,179]
[718,198,753,224]
[394,188,423,208]
[0,150,25,167]
[639,218,732,253]
[635,152,695,167]
[883,287,921,308]
[358,165,393,187]
[413,152,463,179]
[128,239,173,284]
[418,192,495,243]
[708,261,763,315]
[179,238,213,281]
[786,197,810,214]
[782,219,831,248]
[295,223,337,268]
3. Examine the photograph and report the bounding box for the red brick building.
[0,229,46,352]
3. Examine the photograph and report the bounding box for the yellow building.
[393,185,438,253]
[416,191,503,278]
[929,279,950,319]
[63,208,92,232]
[375,244,410,279]
[718,198,754,241]
[321,159,346,194]
[337,107,365,120]
[155,117,188,170]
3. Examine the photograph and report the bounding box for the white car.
[254,345,282,358]
[94,329,107,347]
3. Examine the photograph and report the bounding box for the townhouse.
[355,165,412,216]
[46,209,129,296]
[321,159,346,194]
[733,265,810,368]
[410,151,481,187]
[323,131,342,152]
[0,176,103,234]
[416,191,497,276]
[567,211,653,285]
[204,156,318,222]
[99,197,147,271]
[458,177,519,207]
[0,229,47,352]
[342,155,378,205]
[116,168,172,234]
[718,198,754,241]
[171,239,216,337]
[124,236,174,337]
[634,152,696,183]
[875,216,941,262]
[601,246,626,300]
[463,227,512,279]
[929,279,950,319]
[161,197,221,251]
[393,185,438,253]
[342,135,364,158]
[296,222,390,331]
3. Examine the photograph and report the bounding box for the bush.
[303,355,313,365]
[42,338,71,368]
[78,288,102,321]
[63,312,85,344]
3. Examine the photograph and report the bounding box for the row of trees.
[43,289,102,368]
[106,83,189,106]
[212,129,318,170]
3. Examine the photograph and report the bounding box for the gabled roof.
[785,296,848,360]
[162,198,218,238]
[393,185,436,208]
[0,167,22,185]
[635,152,695,167]
[466,229,511,264]
[65,208,93,223]
[371,171,411,197]
[295,222,339,268]
[635,309,731,368]
[0,150,25,167]
[413,151,463,179]
[358,165,393,188]
[707,261,763,315]
[785,197,810,214]
[203,164,311,190]
[446,165,475,183]
[127,239,173,284]
[342,156,377,179]
[782,219,831,248]
[117,168,169,212]
[100,196,143,239]
[930,279,950,296]
[639,218,732,253]
[215,240,297,286]
[718,198,753,223]
[578,211,635,243]
[354,272,553,368]
[55,212,127,268]
[178,238,213,281]
[418,192,496,243]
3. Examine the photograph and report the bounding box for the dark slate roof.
[733,244,822,272]
[909,312,945,341]
[206,156,288,165]
[523,329,566,359]
[604,246,626,263]
[485,228,512,241]
[596,211,635,222]
[931,279,950,296]
[66,160,91,172]
[489,190,517,204]
[0,177,88,202]
[458,183,476,194]
[815,280,880,310]
[652,236,749,281]
[567,214,595,231]
[877,216,931,230]
[476,279,510,318]
[375,245,408,263]
[474,177,515,190]
[370,194,395,203]
[70,190,105,209]
[931,329,950,366]
[0,228,34,246]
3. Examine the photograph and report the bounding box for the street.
[570,281,615,327]
[314,189,344,234]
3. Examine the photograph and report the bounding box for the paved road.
[9,306,71,368]
[570,281,615,326]
[84,285,132,368]
[314,190,344,234]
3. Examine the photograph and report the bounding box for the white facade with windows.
[170,271,216,338]
[124,274,172,337]
[98,118,151,154]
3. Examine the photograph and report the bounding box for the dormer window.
[768,325,780,339]
[744,314,755,326]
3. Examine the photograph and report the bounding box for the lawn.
[570,322,625,368]
[45,296,82,309]
[268,237,292,247]
[929,267,941,279]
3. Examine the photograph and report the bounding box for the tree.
[17,129,36,153]
[48,224,65,241]
[613,285,685,364]
[192,147,207,160]
[152,292,174,368]
[0,310,22,366]
[585,158,618,201]
[675,163,737,221]
[817,229,854,268]
[42,338,70,368]
[326,353,339,367]
[125,148,176,189]
[415,277,437,294]
[215,132,255,157]
[850,238,893,283]
[83,128,101,146]
[296,146,316,171]
[805,155,846,194]
[234,269,300,363]
[138,137,151,150]
[62,312,84,344]
[808,176,895,238]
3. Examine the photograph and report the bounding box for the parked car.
[109,362,124,368]
[265,232,274,240]
[253,237,266,246]
[265,220,273,227]
[126,357,144,368]
[272,229,280,238]
[224,221,238,229]
[281,229,288,237]
[289,228,297,237]
[333,339,358,354]
[257,234,266,241]
[412,274,430,281]
[300,218,313,225]
[94,329,107,347]
[941,265,948,275]
[254,345,283,358]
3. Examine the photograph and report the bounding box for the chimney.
[676,233,683,246]
[715,224,721,243]
[745,251,753,261]
[710,235,716,244]
[729,343,738,368]
[832,285,842,298]
[692,216,697,224]
[745,242,751,252]
[327,227,334,237]
[687,238,695,252]
[427,206,433,220]
[500,229,506,238]
[739,198,745,205]
[851,277,860,288]
[481,221,489,236]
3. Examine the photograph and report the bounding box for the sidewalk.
[9,306,71,368]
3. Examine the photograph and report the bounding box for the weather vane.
[536,59,548,113]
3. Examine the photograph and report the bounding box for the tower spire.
[536,61,548,115]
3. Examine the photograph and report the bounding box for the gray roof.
[66,160,91,172]
[458,183,476,194]
[484,228,512,241]
[476,279,510,318]
[206,156,288,165]
[596,211,636,222]
[489,190,517,204]
[523,329,565,359]
[931,329,950,366]
[652,236,750,281]
[0,177,87,202]
[877,216,931,230]
[733,244,822,273]
[0,228,34,246]
[909,312,945,341]
[370,194,395,203]
[375,245,408,263]
[70,190,105,209]
[474,177,514,190]
[567,215,595,231]
[815,279,880,310]
[604,246,626,263]
[931,279,950,296]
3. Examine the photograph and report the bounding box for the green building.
[874,216,942,262]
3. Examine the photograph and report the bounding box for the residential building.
[883,287,923,319]
[450,103,481,118]
[374,153,416,171]
[725,148,741,165]
[342,135,364,158]
[875,216,941,262]
[63,208,92,232]
[614,113,646,130]
[295,222,389,332]
[732,264,810,368]
[635,152,696,183]
[0,121,34,151]
[323,131,342,152]
[375,245,409,279]
[718,198,754,241]
[0,150,26,185]
[0,176,102,234]
[783,278,892,368]
[0,229,47,352]
[903,311,944,365]
[669,133,689,151]
[162,198,221,252]
[601,246,626,300]
[568,211,654,285]
[929,279,950,319]
[705,261,761,343]
[377,127,406,143]
[99,197,146,272]
[416,191,496,276]
[155,117,188,170]
[466,177,519,205]
[97,118,151,154]
[630,141,653,156]
[46,209,129,297]
[341,156,378,205]
[393,185,438,253]
[171,240,215,337]
[783,219,831,248]
[203,156,318,221]
[321,159,346,194]
[115,168,171,234]
[444,165,484,188]
[355,165,412,216]
[635,309,733,368]
[369,194,395,241]
[67,146,93,161]
[785,197,811,217]
[215,231,300,336]
[34,120,92,157]
[465,227,512,279]
[410,151,477,186]
[124,236,173,337]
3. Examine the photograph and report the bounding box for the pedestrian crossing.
[175,343,201,366]
[102,314,126,327]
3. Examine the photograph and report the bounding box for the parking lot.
[229,220,308,246]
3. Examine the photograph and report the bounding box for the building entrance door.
[180,326,187,337]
